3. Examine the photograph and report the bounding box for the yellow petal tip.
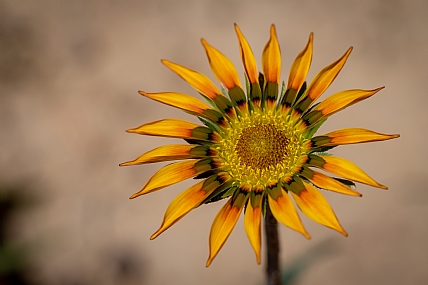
[129,192,143,199]
[150,231,161,240]
[205,257,213,267]
[126,128,137,133]
[303,232,311,239]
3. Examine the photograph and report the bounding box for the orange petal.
[306,47,352,102]
[120,144,216,166]
[300,167,361,197]
[244,192,263,264]
[318,128,400,146]
[287,33,313,91]
[126,118,196,137]
[126,118,221,142]
[121,144,196,166]
[308,155,387,189]
[234,23,258,84]
[130,159,202,199]
[292,182,347,236]
[262,24,281,83]
[206,197,245,267]
[201,39,242,89]
[268,187,310,238]
[151,174,229,239]
[316,87,384,118]
[162,59,222,100]
[294,47,352,113]
[139,91,210,114]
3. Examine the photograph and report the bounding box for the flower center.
[235,124,289,170]
[216,110,309,188]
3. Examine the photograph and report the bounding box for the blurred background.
[1,1,427,284]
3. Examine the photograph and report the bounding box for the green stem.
[265,205,281,285]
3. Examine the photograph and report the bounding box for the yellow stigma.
[216,109,309,187]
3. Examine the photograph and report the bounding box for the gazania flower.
[121,24,399,267]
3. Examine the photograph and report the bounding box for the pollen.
[216,110,309,187]
[235,124,289,170]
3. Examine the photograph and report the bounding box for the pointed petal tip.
[150,231,161,240]
[126,128,137,133]
[129,192,143,199]
[200,38,208,46]
[303,232,311,239]
[119,161,130,167]
[205,257,213,267]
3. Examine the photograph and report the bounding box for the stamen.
[216,110,309,187]
[235,124,289,170]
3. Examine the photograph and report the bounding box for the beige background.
[2,1,427,285]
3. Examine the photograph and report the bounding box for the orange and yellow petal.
[127,118,221,142]
[162,59,222,100]
[262,25,281,83]
[292,182,347,236]
[201,39,242,90]
[139,91,210,114]
[244,191,263,264]
[121,144,198,166]
[129,160,200,198]
[120,144,217,166]
[295,47,352,112]
[312,128,399,147]
[299,167,361,196]
[206,192,248,267]
[151,174,230,239]
[267,184,310,238]
[234,24,258,84]
[315,87,384,117]
[308,154,387,189]
[287,33,313,91]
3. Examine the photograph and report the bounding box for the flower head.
[122,24,399,266]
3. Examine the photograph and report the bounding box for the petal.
[139,91,210,114]
[162,59,222,100]
[244,190,263,264]
[294,47,352,113]
[206,191,248,267]
[262,24,281,83]
[130,158,219,198]
[234,23,258,84]
[129,160,199,198]
[287,33,313,91]
[126,118,222,142]
[299,166,361,197]
[315,87,384,117]
[280,33,313,109]
[150,174,230,239]
[139,91,228,127]
[267,185,310,238]
[312,128,399,147]
[292,182,347,236]
[119,144,216,166]
[162,59,237,119]
[307,154,388,189]
[201,38,242,89]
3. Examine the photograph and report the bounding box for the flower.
[121,24,399,266]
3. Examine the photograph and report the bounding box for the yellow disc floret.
[216,109,309,187]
